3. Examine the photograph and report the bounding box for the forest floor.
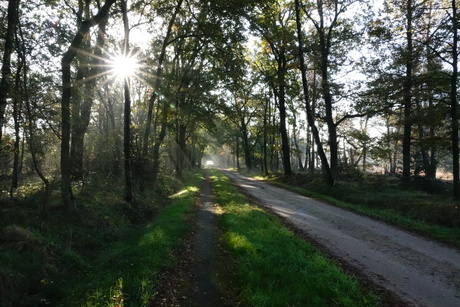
[221,170,460,307]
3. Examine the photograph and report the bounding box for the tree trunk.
[60,0,116,211]
[236,135,241,169]
[121,0,133,203]
[241,120,252,170]
[295,0,333,185]
[176,123,187,179]
[11,44,22,199]
[0,0,19,143]
[451,0,459,198]
[263,96,269,176]
[313,0,338,174]
[143,0,184,156]
[402,0,413,183]
[151,113,168,185]
[70,14,108,180]
[277,48,293,176]
[292,111,303,171]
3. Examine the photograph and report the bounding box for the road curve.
[220,170,460,307]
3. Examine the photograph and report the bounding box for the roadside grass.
[263,173,460,248]
[0,171,203,306]
[211,169,379,307]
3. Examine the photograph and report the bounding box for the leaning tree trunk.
[61,0,116,211]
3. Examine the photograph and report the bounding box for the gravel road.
[221,170,460,307]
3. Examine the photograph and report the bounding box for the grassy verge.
[211,169,378,307]
[66,171,203,306]
[262,174,460,248]
[0,171,203,307]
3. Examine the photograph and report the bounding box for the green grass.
[0,171,203,307]
[64,173,202,306]
[264,175,460,248]
[211,169,378,307]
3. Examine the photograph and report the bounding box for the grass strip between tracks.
[211,169,379,307]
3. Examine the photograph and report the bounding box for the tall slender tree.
[0,0,19,143]
[295,0,334,185]
[449,0,459,198]
[121,0,133,203]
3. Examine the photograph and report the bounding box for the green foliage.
[212,169,378,306]
[0,170,204,306]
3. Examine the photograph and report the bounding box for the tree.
[60,0,116,211]
[70,0,109,180]
[295,0,334,185]
[250,0,297,176]
[401,0,415,182]
[300,0,367,175]
[121,0,133,203]
[0,0,19,143]
[449,0,459,198]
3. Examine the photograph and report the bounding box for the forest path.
[151,171,233,307]
[221,170,460,307]
[185,170,226,306]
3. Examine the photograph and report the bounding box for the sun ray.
[70,44,161,89]
[109,54,139,80]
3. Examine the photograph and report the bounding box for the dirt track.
[221,170,460,307]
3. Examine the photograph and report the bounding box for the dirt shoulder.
[221,170,460,307]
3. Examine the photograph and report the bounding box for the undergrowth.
[211,169,378,307]
[0,171,203,306]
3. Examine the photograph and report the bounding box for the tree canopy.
[0,0,459,205]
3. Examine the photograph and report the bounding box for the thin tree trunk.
[236,135,241,170]
[0,0,19,144]
[241,120,252,170]
[451,0,459,198]
[151,112,168,184]
[313,0,338,173]
[17,23,50,212]
[277,48,293,176]
[176,123,187,179]
[295,0,333,185]
[10,44,22,199]
[292,111,303,171]
[263,96,269,176]
[402,0,413,183]
[121,0,133,203]
[143,0,184,156]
